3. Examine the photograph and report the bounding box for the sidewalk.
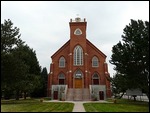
[72,101,85,112]
[44,100,86,112]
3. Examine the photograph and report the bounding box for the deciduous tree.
[110,19,149,99]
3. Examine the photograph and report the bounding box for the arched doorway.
[74,69,83,88]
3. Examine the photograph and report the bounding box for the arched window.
[58,73,65,85]
[74,28,82,35]
[92,73,99,85]
[59,57,65,67]
[74,45,83,66]
[92,56,99,67]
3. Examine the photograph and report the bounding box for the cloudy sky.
[1,1,149,76]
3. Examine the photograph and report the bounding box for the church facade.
[47,17,111,101]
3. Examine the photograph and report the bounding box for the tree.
[12,45,41,99]
[110,73,127,99]
[1,53,28,99]
[41,67,48,97]
[1,19,24,53]
[1,19,42,100]
[110,19,149,99]
[31,67,48,97]
[1,19,25,99]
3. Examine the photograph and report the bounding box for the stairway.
[66,88,90,101]
[66,88,74,101]
[74,88,83,101]
[83,88,90,101]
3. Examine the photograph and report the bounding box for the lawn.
[1,98,74,112]
[83,99,149,112]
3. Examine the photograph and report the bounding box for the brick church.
[47,17,111,101]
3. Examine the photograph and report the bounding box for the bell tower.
[68,17,88,88]
[69,17,87,39]
[69,16,87,51]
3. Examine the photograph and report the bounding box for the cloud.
[1,1,149,76]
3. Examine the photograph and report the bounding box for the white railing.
[89,85,106,100]
[64,85,68,100]
[51,85,67,100]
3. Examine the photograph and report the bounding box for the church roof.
[86,39,106,58]
[51,40,70,58]
[51,39,107,58]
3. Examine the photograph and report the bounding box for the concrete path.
[72,101,112,112]
[44,100,86,112]
[72,102,85,112]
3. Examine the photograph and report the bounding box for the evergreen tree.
[41,67,48,97]
[1,19,42,99]
[1,19,24,53]
[12,45,41,99]
[1,19,24,99]
[30,67,48,97]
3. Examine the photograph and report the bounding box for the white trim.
[74,28,82,35]
[59,57,65,67]
[92,56,99,67]
[74,45,83,66]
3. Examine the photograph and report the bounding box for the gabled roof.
[51,40,70,58]
[51,39,107,59]
[86,39,107,58]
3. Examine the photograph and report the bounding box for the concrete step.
[66,88,74,101]
[83,88,90,100]
[74,88,82,101]
[66,88,90,101]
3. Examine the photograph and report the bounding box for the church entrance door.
[74,69,83,88]
[75,78,82,88]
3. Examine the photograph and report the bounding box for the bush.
[91,94,98,101]
[43,97,51,100]
[113,99,117,104]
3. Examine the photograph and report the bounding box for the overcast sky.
[1,1,149,77]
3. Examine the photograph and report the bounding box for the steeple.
[69,16,87,55]
[69,16,87,40]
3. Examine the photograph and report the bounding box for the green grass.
[83,99,149,112]
[1,98,74,112]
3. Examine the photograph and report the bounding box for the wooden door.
[75,79,82,88]
[99,91,104,100]
[53,91,58,99]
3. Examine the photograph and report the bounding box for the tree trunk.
[118,92,125,99]
[145,92,149,100]
[133,95,136,101]
[16,90,19,100]
[24,92,27,100]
